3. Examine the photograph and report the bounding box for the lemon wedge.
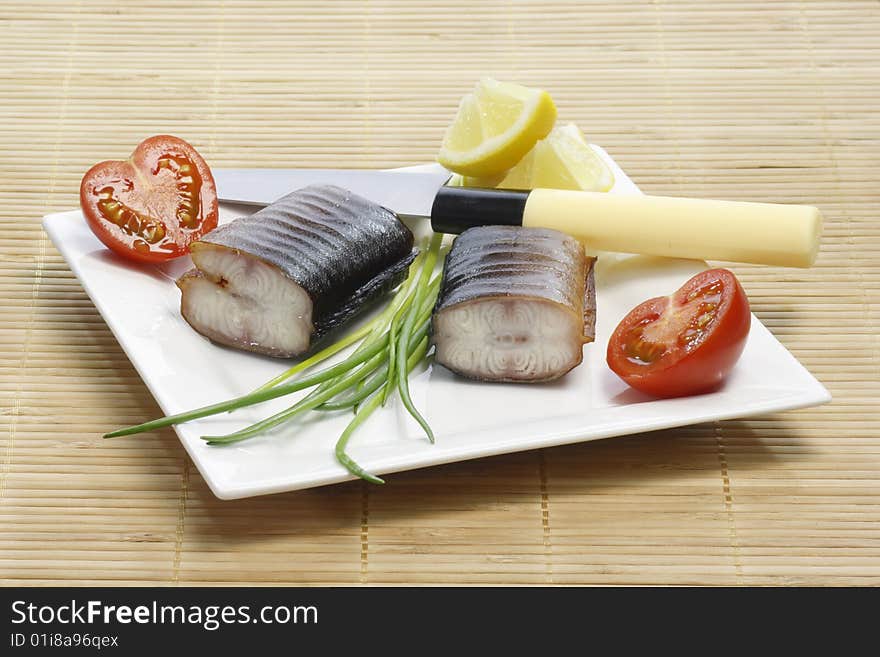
[437,78,557,177]
[449,123,614,192]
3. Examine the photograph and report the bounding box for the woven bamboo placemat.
[1,0,877,586]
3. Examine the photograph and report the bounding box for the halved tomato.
[606,268,751,397]
[79,135,218,264]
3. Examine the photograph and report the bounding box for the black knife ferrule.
[430,186,530,235]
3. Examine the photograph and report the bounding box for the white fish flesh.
[432,225,595,382]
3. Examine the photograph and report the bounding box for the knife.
[213,167,822,268]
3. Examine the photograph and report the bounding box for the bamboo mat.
[1,0,878,586]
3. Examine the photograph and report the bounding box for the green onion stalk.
[105,233,446,483]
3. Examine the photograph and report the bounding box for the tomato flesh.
[80,135,218,264]
[606,268,751,398]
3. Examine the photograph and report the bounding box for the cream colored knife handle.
[522,188,822,267]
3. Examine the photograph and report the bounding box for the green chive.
[335,335,430,482]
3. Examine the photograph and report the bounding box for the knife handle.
[430,186,822,267]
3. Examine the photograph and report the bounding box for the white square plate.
[43,147,830,499]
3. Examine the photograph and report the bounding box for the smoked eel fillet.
[432,225,595,382]
[178,184,415,357]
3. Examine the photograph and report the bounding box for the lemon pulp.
[448,123,614,192]
[437,78,557,178]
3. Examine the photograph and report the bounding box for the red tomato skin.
[79,135,218,264]
[606,269,751,398]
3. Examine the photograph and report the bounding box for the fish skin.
[433,225,595,382]
[179,184,415,356]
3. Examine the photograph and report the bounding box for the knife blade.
[213,168,452,218]
[213,167,823,268]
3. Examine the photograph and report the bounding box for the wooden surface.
[1,0,878,586]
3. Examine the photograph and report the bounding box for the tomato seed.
[141,223,166,244]
[625,328,667,364]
